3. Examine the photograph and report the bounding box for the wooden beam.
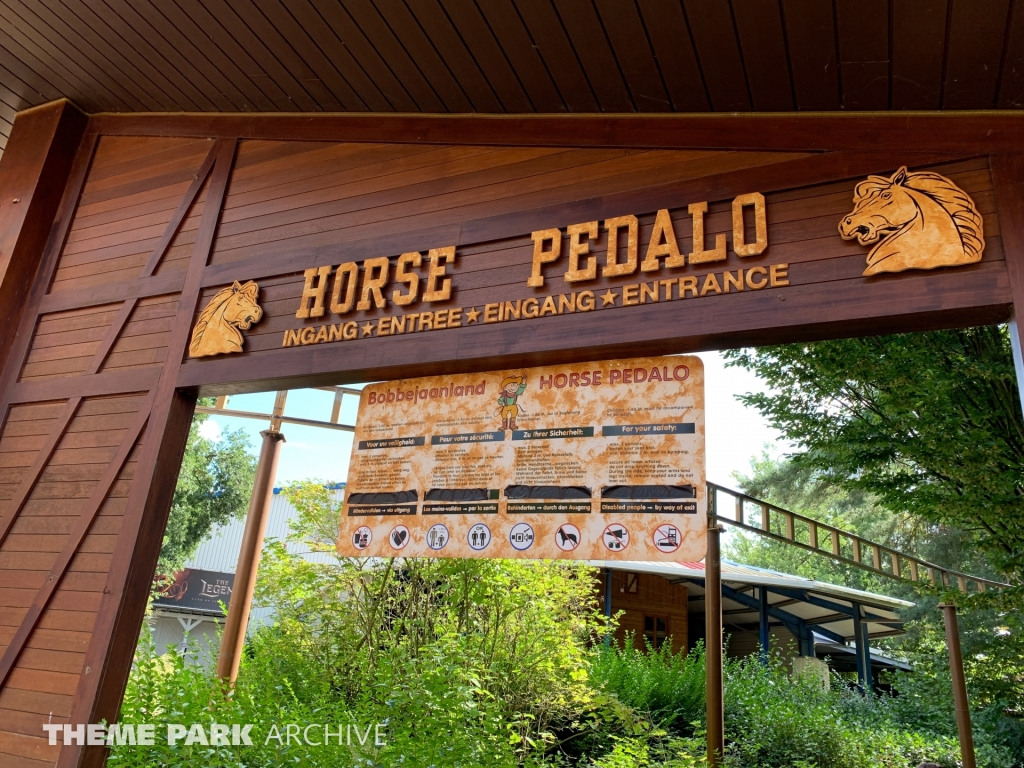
[63,139,238,768]
[0,101,87,375]
[88,110,1024,153]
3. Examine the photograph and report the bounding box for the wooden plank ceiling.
[0,0,1022,161]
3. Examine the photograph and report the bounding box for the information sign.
[339,356,706,560]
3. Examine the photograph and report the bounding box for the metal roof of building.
[589,558,912,643]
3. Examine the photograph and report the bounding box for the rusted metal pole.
[705,522,725,766]
[941,603,976,768]
[215,429,285,683]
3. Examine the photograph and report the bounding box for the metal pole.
[852,604,866,691]
[758,586,770,665]
[705,522,724,766]
[603,567,613,646]
[215,429,285,684]
[941,603,977,768]
[1009,315,1024,416]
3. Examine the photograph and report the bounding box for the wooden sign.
[340,356,706,561]
[0,107,1021,768]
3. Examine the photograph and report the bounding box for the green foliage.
[159,399,257,573]
[588,637,705,734]
[724,326,1024,579]
[729,453,1024,765]
[113,476,1023,767]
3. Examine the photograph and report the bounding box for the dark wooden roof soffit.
[1,0,1023,160]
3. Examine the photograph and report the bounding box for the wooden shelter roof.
[0,0,1022,161]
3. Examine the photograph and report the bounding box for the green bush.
[110,481,1020,767]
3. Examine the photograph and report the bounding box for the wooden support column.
[941,604,977,768]
[216,429,286,683]
[852,605,867,691]
[0,100,87,374]
[991,155,1024,415]
[705,522,724,766]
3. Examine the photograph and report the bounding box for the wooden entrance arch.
[1,101,1024,767]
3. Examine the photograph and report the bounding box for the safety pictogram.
[352,526,372,550]
[653,523,682,553]
[468,523,492,551]
[554,523,581,551]
[389,525,410,550]
[509,522,535,551]
[602,523,629,552]
[426,523,449,550]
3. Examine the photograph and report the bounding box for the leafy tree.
[158,400,257,573]
[724,325,1024,580]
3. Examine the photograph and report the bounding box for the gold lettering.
[746,266,768,289]
[539,295,557,316]
[732,192,768,257]
[503,300,521,320]
[300,327,316,344]
[700,272,723,296]
[484,303,500,323]
[283,329,302,347]
[688,201,726,264]
[679,276,698,297]
[723,270,744,292]
[577,290,595,311]
[391,315,406,333]
[377,317,391,336]
[356,257,390,311]
[770,263,789,286]
[640,282,658,303]
[392,251,421,306]
[641,209,684,271]
[660,279,676,300]
[522,298,539,318]
[622,284,639,305]
[417,311,433,331]
[343,321,357,340]
[603,215,639,277]
[313,325,328,343]
[528,228,561,288]
[558,293,576,313]
[565,221,598,282]
[328,324,344,342]
[330,262,359,315]
[295,266,332,319]
[423,246,455,302]
[434,309,448,329]
[448,308,462,327]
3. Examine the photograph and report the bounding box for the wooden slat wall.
[0,135,220,768]
[605,570,689,655]
[5,1,1024,164]
[186,145,1000,385]
[0,121,1017,767]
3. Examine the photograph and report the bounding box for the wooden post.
[0,100,87,375]
[216,429,285,683]
[941,603,977,768]
[991,156,1024,417]
[705,522,725,765]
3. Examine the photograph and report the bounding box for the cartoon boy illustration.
[497,374,527,430]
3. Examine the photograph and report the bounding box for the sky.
[198,351,788,491]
